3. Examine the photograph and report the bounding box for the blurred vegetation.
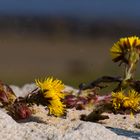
[0,16,140,87]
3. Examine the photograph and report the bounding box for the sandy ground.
[21,105,140,133]
[7,84,140,139]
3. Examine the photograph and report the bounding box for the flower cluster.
[112,89,140,112]
[35,77,66,117]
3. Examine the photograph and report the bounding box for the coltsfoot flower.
[112,90,125,110]
[112,89,140,112]
[110,36,140,63]
[35,77,66,117]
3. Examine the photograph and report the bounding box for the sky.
[0,0,139,21]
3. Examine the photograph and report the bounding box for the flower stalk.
[79,36,140,120]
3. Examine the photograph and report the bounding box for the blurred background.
[0,0,140,87]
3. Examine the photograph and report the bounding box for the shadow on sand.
[106,126,140,140]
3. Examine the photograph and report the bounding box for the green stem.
[124,63,134,81]
[121,51,139,89]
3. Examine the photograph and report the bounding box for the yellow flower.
[123,89,140,111]
[112,89,140,112]
[48,96,66,117]
[35,77,66,117]
[36,77,64,92]
[112,90,125,110]
[110,36,140,63]
[36,77,65,99]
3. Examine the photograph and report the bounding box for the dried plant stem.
[79,76,122,90]
[81,103,111,122]
[79,75,140,93]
